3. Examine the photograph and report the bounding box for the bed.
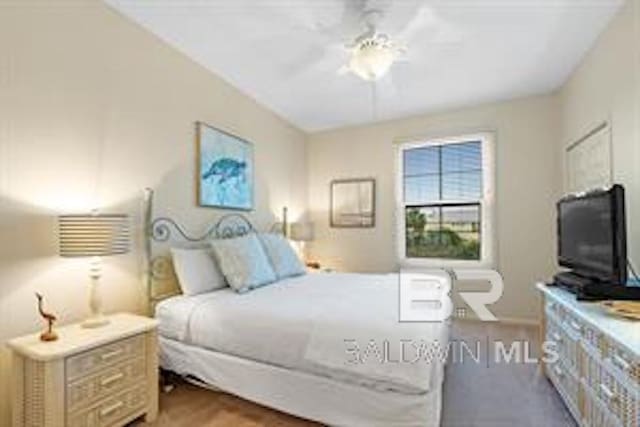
[143,189,449,427]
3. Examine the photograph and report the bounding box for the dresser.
[538,283,640,427]
[8,313,159,427]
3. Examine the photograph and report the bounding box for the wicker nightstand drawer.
[9,314,158,427]
[66,334,145,382]
[67,356,146,414]
[67,383,147,427]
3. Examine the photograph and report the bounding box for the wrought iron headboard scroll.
[149,214,255,242]
[143,188,256,314]
[213,213,255,239]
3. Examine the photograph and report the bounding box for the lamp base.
[82,316,110,329]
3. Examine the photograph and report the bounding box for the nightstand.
[8,313,159,427]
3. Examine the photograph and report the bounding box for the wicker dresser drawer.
[547,359,581,420]
[66,334,145,381]
[563,310,585,337]
[605,339,640,385]
[67,356,147,413]
[581,342,640,426]
[547,315,581,374]
[67,383,148,427]
[582,377,626,427]
[582,322,605,354]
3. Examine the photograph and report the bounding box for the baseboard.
[453,313,539,326]
[497,316,540,326]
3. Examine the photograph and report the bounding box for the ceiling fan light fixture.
[348,42,397,81]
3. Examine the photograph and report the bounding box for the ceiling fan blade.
[397,5,438,43]
[253,0,342,31]
[285,43,346,80]
[256,0,374,45]
[339,0,370,34]
[397,5,464,47]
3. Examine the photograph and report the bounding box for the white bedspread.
[156,272,448,394]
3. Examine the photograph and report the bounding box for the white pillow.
[170,247,227,296]
[211,234,277,293]
[259,233,306,279]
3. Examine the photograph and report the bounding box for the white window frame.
[395,132,496,269]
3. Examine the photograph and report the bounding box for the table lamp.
[58,213,130,328]
[290,222,314,243]
[290,222,318,268]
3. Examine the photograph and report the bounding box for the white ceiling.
[105,0,623,132]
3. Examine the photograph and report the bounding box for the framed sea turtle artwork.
[197,122,253,210]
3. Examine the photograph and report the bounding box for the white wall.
[0,2,307,424]
[559,0,640,272]
[307,95,560,322]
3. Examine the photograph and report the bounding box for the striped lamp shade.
[290,222,315,242]
[58,214,130,257]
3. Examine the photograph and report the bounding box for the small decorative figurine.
[36,293,58,342]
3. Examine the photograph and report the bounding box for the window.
[397,134,494,267]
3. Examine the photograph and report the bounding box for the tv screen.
[557,185,627,284]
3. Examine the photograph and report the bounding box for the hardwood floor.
[136,381,319,427]
[134,321,575,427]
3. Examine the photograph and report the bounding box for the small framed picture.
[197,122,253,210]
[330,178,376,228]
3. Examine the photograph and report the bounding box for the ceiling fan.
[266,0,463,102]
[338,9,407,82]
[334,2,461,83]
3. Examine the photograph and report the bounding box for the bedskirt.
[160,336,443,427]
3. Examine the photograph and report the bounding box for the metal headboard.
[143,188,257,314]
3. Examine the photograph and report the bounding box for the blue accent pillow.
[211,234,277,293]
[259,233,306,279]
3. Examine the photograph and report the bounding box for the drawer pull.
[611,354,631,371]
[100,372,124,387]
[569,320,582,333]
[599,383,617,402]
[99,401,124,418]
[554,366,564,378]
[100,348,124,361]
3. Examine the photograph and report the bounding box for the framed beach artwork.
[197,122,254,210]
[330,178,376,228]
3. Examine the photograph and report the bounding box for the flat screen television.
[557,184,627,285]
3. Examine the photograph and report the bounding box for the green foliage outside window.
[405,208,480,260]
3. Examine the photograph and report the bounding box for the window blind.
[403,140,483,260]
